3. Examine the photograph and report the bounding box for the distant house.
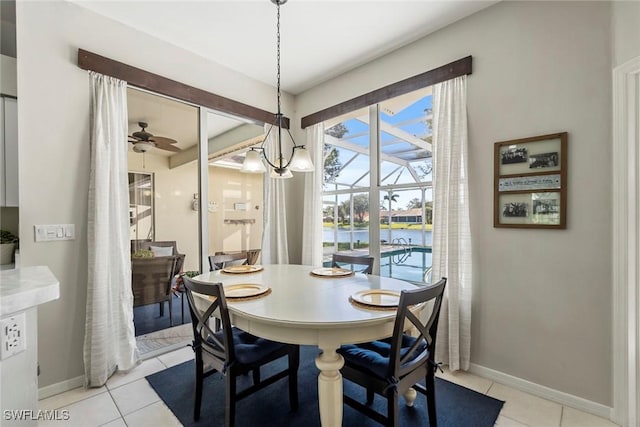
[380,208,424,224]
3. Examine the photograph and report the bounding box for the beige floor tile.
[488,383,562,427]
[38,392,121,427]
[495,414,530,426]
[100,418,127,427]
[39,385,107,411]
[157,344,194,368]
[561,407,619,427]
[106,357,166,390]
[437,367,493,394]
[124,401,182,427]
[109,378,161,415]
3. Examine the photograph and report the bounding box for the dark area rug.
[134,294,191,336]
[147,346,504,426]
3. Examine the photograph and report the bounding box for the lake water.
[323,227,432,246]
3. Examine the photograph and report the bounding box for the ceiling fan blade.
[154,142,181,152]
[128,135,142,142]
[149,136,178,145]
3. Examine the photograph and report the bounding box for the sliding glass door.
[127,87,200,355]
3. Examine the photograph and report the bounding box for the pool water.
[324,247,432,284]
[379,247,432,283]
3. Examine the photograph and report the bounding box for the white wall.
[16,0,289,388]
[612,1,640,67]
[295,1,612,405]
[128,153,200,271]
[208,166,263,255]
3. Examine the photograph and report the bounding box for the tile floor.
[135,324,192,356]
[38,345,620,427]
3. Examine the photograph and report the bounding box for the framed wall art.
[494,132,567,229]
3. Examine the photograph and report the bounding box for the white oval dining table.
[194,263,421,427]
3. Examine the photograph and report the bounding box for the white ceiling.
[70,0,497,95]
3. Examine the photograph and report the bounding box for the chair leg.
[159,301,164,317]
[386,388,399,427]
[180,292,185,324]
[366,387,374,405]
[226,373,236,427]
[252,367,261,385]
[168,298,173,327]
[194,356,203,421]
[426,371,437,427]
[288,346,300,410]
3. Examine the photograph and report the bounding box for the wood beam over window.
[301,56,471,129]
[77,48,289,129]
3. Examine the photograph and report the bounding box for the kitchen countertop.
[0,266,60,316]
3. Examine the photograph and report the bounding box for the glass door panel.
[206,111,265,266]
[127,87,199,354]
[323,107,371,265]
[322,192,370,266]
[377,87,434,282]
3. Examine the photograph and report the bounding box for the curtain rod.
[77,48,289,129]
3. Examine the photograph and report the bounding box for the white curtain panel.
[261,124,290,264]
[431,75,472,371]
[84,72,139,387]
[301,124,325,266]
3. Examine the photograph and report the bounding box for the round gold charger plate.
[223,283,272,301]
[222,265,264,274]
[349,289,401,311]
[310,267,354,277]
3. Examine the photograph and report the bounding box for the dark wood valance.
[300,56,472,129]
[77,48,288,129]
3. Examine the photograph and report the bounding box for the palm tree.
[383,191,399,242]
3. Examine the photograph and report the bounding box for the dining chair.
[332,253,375,274]
[208,253,248,272]
[132,239,185,276]
[183,276,299,427]
[338,277,447,427]
[131,255,178,326]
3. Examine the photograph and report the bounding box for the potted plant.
[131,249,154,259]
[174,270,200,292]
[0,230,18,265]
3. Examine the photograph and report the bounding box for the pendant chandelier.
[240,0,314,178]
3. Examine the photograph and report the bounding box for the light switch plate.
[34,224,75,242]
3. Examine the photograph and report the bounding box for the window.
[322,87,433,281]
[129,172,154,245]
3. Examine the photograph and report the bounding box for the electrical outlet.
[1,312,26,360]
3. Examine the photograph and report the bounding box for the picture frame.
[494,132,567,229]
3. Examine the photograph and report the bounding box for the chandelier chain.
[276,1,281,115]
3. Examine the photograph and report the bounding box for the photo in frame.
[494,132,567,229]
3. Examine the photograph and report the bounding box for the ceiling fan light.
[241,150,267,173]
[133,141,154,153]
[289,147,314,172]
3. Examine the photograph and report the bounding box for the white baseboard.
[38,375,85,400]
[469,363,613,421]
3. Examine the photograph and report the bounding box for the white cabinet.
[1,96,18,207]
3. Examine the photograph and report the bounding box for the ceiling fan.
[128,122,180,153]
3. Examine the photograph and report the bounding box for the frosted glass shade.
[289,147,314,172]
[240,150,266,173]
